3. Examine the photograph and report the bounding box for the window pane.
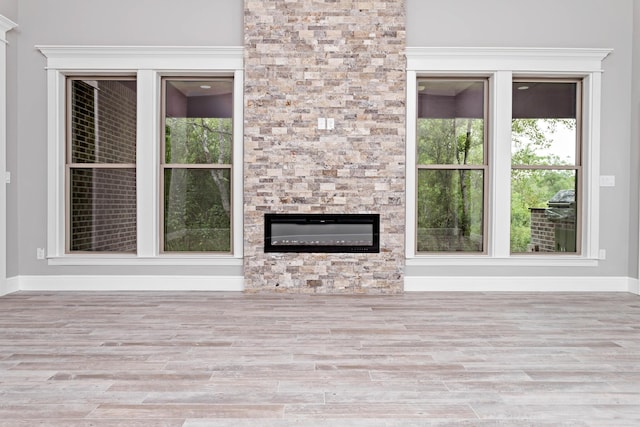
[417,80,485,165]
[70,79,137,164]
[510,169,577,253]
[512,119,576,165]
[164,168,231,252]
[512,82,578,166]
[164,80,232,165]
[417,169,484,252]
[70,168,137,252]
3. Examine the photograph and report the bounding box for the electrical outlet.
[36,248,45,260]
[598,249,606,260]
[317,117,326,130]
[599,176,615,187]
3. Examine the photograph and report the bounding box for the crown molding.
[0,15,17,44]
[406,47,613,73]
[36,45,244,70]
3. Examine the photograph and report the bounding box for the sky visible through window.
[513,119,576,165]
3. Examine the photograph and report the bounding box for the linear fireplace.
[264,213,380,253]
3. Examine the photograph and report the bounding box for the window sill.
[47,255,243,267]
[406,255,599,267]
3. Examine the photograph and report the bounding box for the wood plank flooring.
[0,291,639,426]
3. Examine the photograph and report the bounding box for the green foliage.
[417,116,577,253]
[164,118,232,252]
[510,119,576,252]
[511,118,575,165]
[416,118,484,252]
[417,118,484,165]
[510,168,576,252]
[165,118,232,165]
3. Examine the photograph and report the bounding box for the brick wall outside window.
[529,208,576,253]
[69,80,137,252]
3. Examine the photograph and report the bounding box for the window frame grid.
[65,76,138,254]
[405,47,611,265]
[38,45,244,265]
[510,78,583,255]
[415,77,490,255]
[160,76,235,254]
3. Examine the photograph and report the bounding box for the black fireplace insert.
[264,213,380,253]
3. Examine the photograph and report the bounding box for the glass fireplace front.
[264,213,380,253]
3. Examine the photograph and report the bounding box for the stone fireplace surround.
[243,0,406,293]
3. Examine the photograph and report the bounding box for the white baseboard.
[0,276,20,296]
[2,275,638,295]
[404,276,636,293]
[15,275,244,292]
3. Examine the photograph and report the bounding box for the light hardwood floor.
[0,291,639,426]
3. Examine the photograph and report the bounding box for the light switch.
[327,118,335,130]
[317,118,326,130]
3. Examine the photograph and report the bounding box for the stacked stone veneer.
[244,0,406,293]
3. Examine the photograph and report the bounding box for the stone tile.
[0,291,639,425]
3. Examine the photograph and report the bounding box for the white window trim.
[37,46,244,266]
[1,16,18,291]
[406,47,612,266]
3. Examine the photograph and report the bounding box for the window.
[38,46,244,265]
[161,78,233,253]
[511,80,581,254]
[406,47,611,264]
[416,79,487,253]
[67,77,137,253]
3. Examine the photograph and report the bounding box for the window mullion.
[232,69,244,258]
[582,73,601,259]
[136,70,159,257]
[48,69,66,258]
[490,71,513,258]
[405,71,417,258]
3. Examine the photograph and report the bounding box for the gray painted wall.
[8,0,243,277]
[0,0,16,22]
[1,0,638,281]
[631,0,640,278]
[1,0,18,277]
[406,0,636,279]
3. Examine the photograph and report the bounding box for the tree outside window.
[162,79,233,253]
[511,80,581,254]
[416,79,487,253]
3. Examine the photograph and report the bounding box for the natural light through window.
[511,80,581,254]
[405,47,611,264]
[161,78,233,253]
[416,79,487,253]
[38,45,244,265]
